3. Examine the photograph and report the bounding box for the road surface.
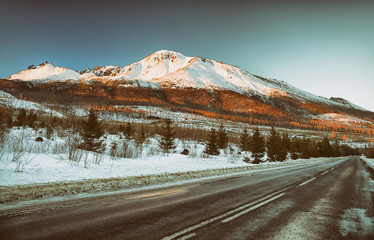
[0,157,373,239]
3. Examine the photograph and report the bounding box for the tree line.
[204,125,362,163]
[0,108,369,161]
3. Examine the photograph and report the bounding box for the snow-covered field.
[0,127,329,187]
[0,151,248,187]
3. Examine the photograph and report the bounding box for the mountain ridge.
[6,50,368,112]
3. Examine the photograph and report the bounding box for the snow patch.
[339,208,374,237]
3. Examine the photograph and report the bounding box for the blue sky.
[1,0,373,111]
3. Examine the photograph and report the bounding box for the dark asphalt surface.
[0,157,373,240]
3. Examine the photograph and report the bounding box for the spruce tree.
[27,110,37,128]
[267,127,280,162]
[204,128,219,155]
[46,124,53,139]
[81,109,104,153]
[136,125,146,147]
[277,133,288,161]
[16,108,27,127]
[290,137,300,160]
[240,128,250,152]
[123,122,133,140]
[319,136,333,157]
[281,133,291,152]
[158,119,175,153]
[332,140,341,157]
[300,139,311,159]
[250,127,265,164]
[217,123,228,149]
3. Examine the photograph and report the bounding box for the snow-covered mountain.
[80,50,287,96]
[8,61,80,82]
[6,50,368,111]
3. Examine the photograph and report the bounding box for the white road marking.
[161,188,290,240]
[299,177,316,186]
[177,233,196,240]
[221,193,286,223]
[321,171,329,175]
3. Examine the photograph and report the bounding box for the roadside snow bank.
[361,157,374,178]
[0,158,335,204]
[362,157,374,169]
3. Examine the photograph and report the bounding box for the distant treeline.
[1,107,372,161]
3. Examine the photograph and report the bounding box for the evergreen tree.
[250,127,265,164]
[81,109,104,153]
[158,119,175,153]
[46,124,53,139]
[6,114,13,128]
[276,140,288,162]
[290,137,300,160]
[204,128,219,155]
[135,125,146,146]
[217,123,228,149]
[16,108,27,127]
[277,133,288,161]
[319,136,333,157]
[240,128,250,152]
[300,138,311,159]
[281,133,291,152]
[27,110,37,128]
[267,127,280,162]
[309,139,319,158]
[332,139,341,157]
[123,122,133,140]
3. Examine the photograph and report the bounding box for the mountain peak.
[39,61,53,67]
[153,49,183,56]
[147,50,188,61]
[8,62,79,81]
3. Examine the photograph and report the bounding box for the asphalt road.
[0,157,373,240]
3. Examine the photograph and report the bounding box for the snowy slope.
[8,62,80,82]
[0,90,64,117]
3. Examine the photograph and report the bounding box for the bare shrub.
[228,153,240,163]
[8,132,34,172]
[188,142,199,159]
[69,149,84,166]
[31,141,50,153]
[144,141,161,157]
[66,131,82,163]
[9,133,26,162]
[0,128,8,161]
[201,152,212,159]
[83,152,89,168]
[52,141,66,155]
[93,152,104,164]
[120,141,141,159]
[110,141,118,160]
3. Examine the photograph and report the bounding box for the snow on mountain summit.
[8,62,80,82]
[112,50,194,81]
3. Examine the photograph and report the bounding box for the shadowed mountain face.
[1,50,373,131]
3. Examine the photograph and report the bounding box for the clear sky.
[1,0,373,111]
